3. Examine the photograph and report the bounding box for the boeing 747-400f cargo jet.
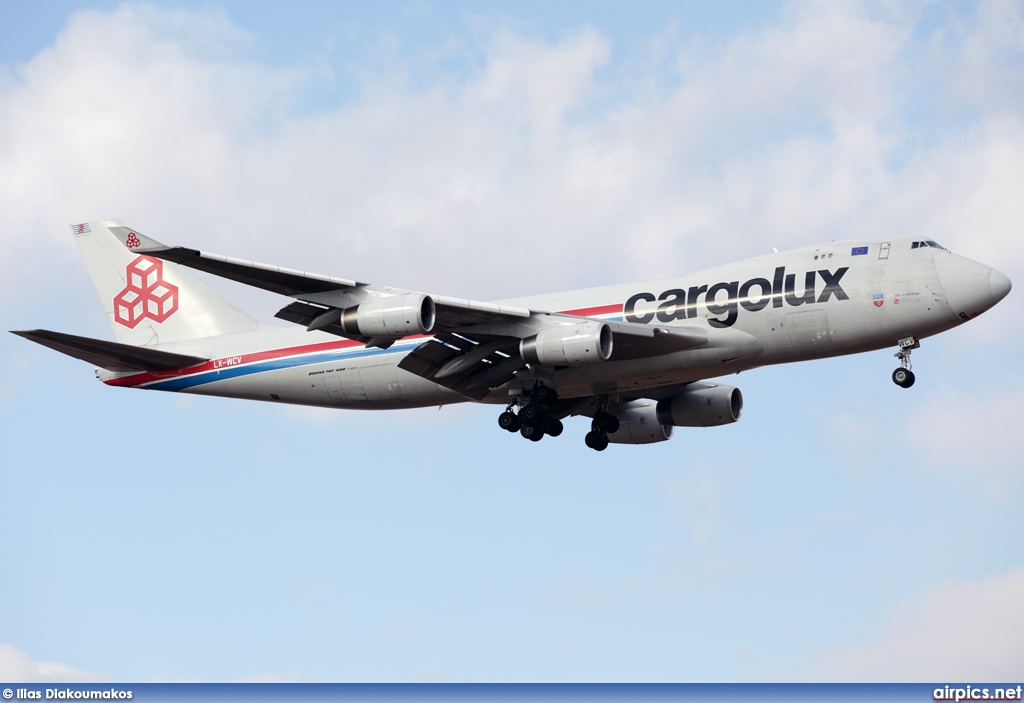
[14,221,1012,451]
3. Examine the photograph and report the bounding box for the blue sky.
[1,0,1022,683]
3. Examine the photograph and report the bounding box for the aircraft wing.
[122,242,362,296]
[110,226,707,396]
[109,226,532,331]
[275,296,532,334]
[395,317,707,399]
[602,320,707,360]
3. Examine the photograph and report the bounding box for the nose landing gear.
[892,336,919,388]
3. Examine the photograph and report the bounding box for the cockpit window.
[912,240,947,250]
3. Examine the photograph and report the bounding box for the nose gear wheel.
[892,336,919,389]
[892,367,915,388]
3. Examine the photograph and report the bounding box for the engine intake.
[521,321,613,366]
[338,293,435,338]
[656,383,743,428]
[606,402,673,444]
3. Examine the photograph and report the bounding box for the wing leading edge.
[108,225,710,397]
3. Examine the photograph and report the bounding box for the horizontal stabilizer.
[11,329,207,373]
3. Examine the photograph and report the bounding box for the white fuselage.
[100,236,1005,408]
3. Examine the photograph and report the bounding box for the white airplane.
[14,221,1012,450]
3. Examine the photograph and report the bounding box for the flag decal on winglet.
[851,246,868,256]
[70,223,91,236]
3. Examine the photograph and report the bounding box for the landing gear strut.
[584,395,618,451]
[892,336,919,389]
[498,383,562,442]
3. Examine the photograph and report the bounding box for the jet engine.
[520,320,613,366]
[606,402,674,445]
[338,293,436,338]
[656,382,743,428]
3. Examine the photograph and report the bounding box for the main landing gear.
[584,396,619,452]
[497,387,622,450]
[497,383,564,442]
[892,336,919,389]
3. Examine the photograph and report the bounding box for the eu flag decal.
[851,246,869,256]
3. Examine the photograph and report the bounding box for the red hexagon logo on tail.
[113,256,179,328]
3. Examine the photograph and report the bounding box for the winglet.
[108,225,167,253]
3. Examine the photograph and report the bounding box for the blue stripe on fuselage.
[143,312,625,392]
[145,343,408,392]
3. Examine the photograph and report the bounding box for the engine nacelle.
[656,383,743,428]
[520,321,613,366]
[607,402,674,445]
[338,293,435,338]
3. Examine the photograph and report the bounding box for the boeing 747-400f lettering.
[13,221,1012,450]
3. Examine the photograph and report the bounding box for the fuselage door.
[879,242,891,260]
[360,364,405,401]
[786,309,834,348]
[324,374,344,399]
[323,369,367,401]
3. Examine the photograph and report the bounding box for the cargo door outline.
[786,309,834,348]
[360,364,404,401]
[323,368,366,401]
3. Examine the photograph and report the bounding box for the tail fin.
[72,220,258,346]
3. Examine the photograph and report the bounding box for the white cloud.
[467,28,610,132]
[0,1,1022,685]
[809,568,1024,680]
[0,2,1020,332]
[945,0,1024,114]
[0,643,105,682]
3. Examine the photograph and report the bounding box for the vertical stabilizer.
[71,220,258,346]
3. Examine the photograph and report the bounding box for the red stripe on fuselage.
[102,337,369,387]
[560,303,622,317]
[103,302,625,388]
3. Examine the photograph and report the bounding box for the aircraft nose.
[990,268,1012,304]
[933,253,1010,321]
